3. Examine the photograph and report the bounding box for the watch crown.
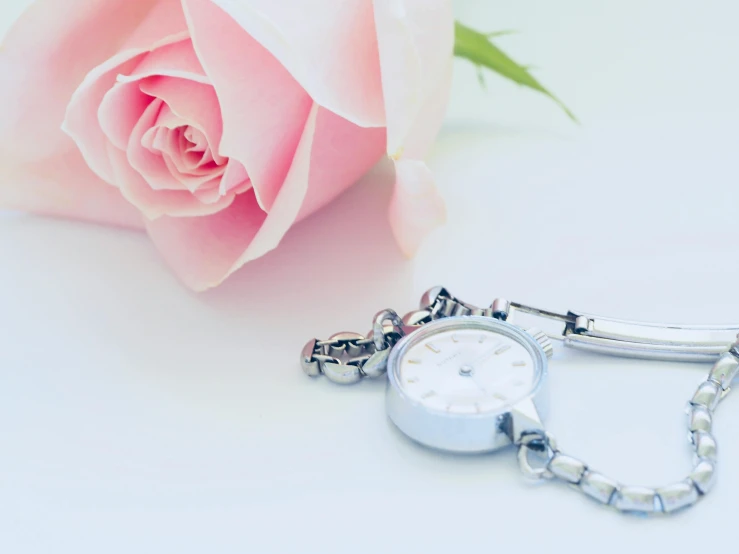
[526,328,554,359]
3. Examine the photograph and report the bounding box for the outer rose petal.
[64,52,148,184]
[183,0,313,212]
[0,148,143,229]
[0,0,189,227]
[194,0,385,127]
[372,0,454,159]
[396,56,453,161]
[385,58,451,253]
[0,0,183,162]
[373,0,453,254]
[120,37,209,84]
[118,0,189,51]
[389,159,446,256]
[147,103,386,291]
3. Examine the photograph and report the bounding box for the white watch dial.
[398,327,538,414]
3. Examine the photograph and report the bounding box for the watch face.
[390,318,545,416]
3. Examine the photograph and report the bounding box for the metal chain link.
[517,351,739,514]
[300,309,407,384]
[300,288,496,384]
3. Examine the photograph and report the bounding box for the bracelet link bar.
[496,299,739,363]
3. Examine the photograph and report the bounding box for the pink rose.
[0,0,452,290]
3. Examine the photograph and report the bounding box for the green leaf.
[454,21,577,122]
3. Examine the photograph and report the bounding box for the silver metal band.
[517,351,737,514]
[422,288,739,363]
[300,286,739,515]
[300,309,407,385]
[498,300,739,363]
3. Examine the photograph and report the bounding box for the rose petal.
[138,76,224,165]
[183,0,313,213]
[121,38,209,84]
[397,56,453,161]
[388,159,446,256]
[63,53,148,183]
[380,58,451,255]
[220,160,250,196]
[144,103,321,291]
[146,103,386,291]
[148,104,226,190]
[236,105,384,263]
[109,141,235,220]
[296,114,386,221]
[372,0,454,159]
[192,178,230,204]
[0,0,160,161]
[107,99,231,218]
[125,100,223,196]
[0,146,143,229]
[161,149,224,192]
[125,99,177,192]
[119,0,189,51]
[147,190,267,291]
[94,81,151,157]
[127,101,219,192]
[188,0,386,128]
[372,1,452,255]
[64,36,203,184]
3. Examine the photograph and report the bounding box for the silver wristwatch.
[300,287,739,516]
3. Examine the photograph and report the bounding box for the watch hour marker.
[513,379,525,387]
[493,392,507,402]
[425,343,440,354]
[495,344,511,355]
[451,334,459,343]
[407,358,421,364]
[512,360,527,367]
[421,390,436,399]
[407,377,419,384]
[478,335,486,343]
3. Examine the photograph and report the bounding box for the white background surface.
[2,1,739,552]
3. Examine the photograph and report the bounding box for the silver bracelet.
[300,287,739,515]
